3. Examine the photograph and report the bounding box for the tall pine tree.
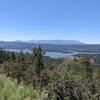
[32,46,44,76]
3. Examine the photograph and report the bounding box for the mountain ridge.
[14,40,85,45]
[0,41,100,53]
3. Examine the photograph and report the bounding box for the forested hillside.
[0,47,100,100]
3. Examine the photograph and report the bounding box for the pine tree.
[11,52,16,60]
[0,48,4,63]
[32,46,44,76]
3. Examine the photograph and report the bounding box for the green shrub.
[0,75,43,100]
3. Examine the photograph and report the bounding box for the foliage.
[0,75,43,100]
[0,47,100,100]
[32,46,44,76]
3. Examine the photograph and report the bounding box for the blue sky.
[0,0,100,44]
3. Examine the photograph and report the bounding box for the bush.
[0,75,43,100]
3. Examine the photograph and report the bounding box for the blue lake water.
[6,49,77,57]
[6,49,100,58]
[45,51,78,58]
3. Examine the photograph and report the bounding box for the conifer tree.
[11,52,16,60]
[32,46,44,76]
[0,48,4,63]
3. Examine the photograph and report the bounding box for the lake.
[6,49,100,58]
[45,51,78,58]
[6,49,77,58]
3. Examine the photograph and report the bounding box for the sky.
[0,0,100,44]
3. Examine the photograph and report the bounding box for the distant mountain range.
[16,40,84,45]
[0,40,100,53]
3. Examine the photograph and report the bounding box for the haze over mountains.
[16,40,84,45]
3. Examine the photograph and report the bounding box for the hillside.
[0,48,100,99]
